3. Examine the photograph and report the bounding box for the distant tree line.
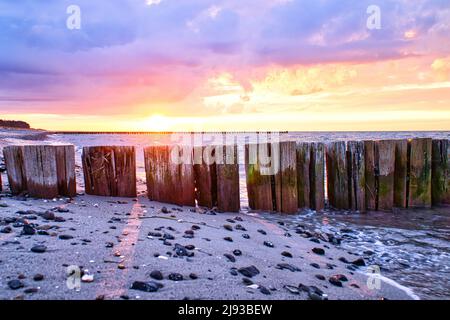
[0,119,31,129]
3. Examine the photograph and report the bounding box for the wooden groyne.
[82,146,137,197]
[1,138,449,213]
[2,145,76,198]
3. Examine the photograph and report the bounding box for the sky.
[0,0,449,131]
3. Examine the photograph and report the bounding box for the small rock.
[22,225,36,236]
[41,211,55,220]
[24,288,39,294]
[233,249,242,256]
[259,286,271,295]
[0,226,12,234]
[257,229,267,235]
[312,247,325,255]
[150,270,164,280]
[224,253,236,262]
[263,241,274,248]
[33,274,44,281]
[352,258,366,267]
[242,278,253,285]
[30,245,47,253]
[8,280,24,290]
[223,237,233,242]
[238,266,260,278]
[310,263,320,269]
[315,275,326,281]
[281,251,292,258]
[189,273,198,280]
[223,225,233,231]
[276,263,301,272]
[59,235,74,240]
[168,273,183,281]
[328,276,343,287]
[131,281,163,293]
[161,207,170,214]
[81,274,94,283]
[242,234,250,239]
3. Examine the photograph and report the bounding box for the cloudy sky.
[1,0,449,131]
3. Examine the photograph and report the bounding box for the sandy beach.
[0,128,420,300]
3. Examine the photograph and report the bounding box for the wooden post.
[431,139,450,206]
[347,141,366,212]
[3,145,27,195]
[3,145,76,198]
[364,141,377,211]
[376,140,395,211]
[310,142,325,211]
[144,145,195,206]
[245,143,274,211]
[194,146,217,208]
[408,138,432,208]
[394,140,408,208]
[326,141,349,210]
[277,141,298,214]
[216,144,240,212]
[296,142,311,209]
[55,145,76,197]
[82,146,137,198]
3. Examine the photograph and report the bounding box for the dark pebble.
[312,247,325,255]
[168,273,183,281]
[150,270,163,281]
[224,237,233,242]
[276,263,301,272]
[257,229,267,235]
[22,225,36,236]
[263,241,274,248]
[259,286,271,295]
[242,234,250,239]
[242,278,253,285]
[315,274,326,281]
[189,273,198,280]
[223,225,233,231]
[310,263,320,269]
[281,251,293,258]
[59,235,74,240]
[352,258,366,267]
[33,274,44,281]
[8,280,24,290]
[238,266,260,278]
[30,245,47,253]
[224,253,236,262]
[131,281,163,292]
[233,249,242,256]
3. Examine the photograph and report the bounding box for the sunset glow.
[1,0,449,131]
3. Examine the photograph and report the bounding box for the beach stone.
[224,253,236,262]
[148,231,162,237]
[259,286,271,295]
[30,245,47,253]
[235,224,247,231]
[223,225,233,231]
[242,278,253,285]
[163,233,175,240]
[185,245,195,250]
[352,258,366,267]
[33,274,44,281]
[41,211,55,220]
[0,226,12,234]
[54,217,66,222]
[257,229,267,235]
[224,237,233,242]
[59,234,73,240]
[191,225,200,230]
[22,225,36,236]
[310,263,320,269]
[281,251,292,258]
[328,275,344,287]
[233,250,242,256]
[263,241,274,248]
[131,281,163,293]
[315,275,326,281]
[230,269,238,276]
[284,285,300,294]
[8,280,24,290]
[168,273,183,281]
[339,257,349,263]
[242,234,250,239]
[24,288,39,294]
[276,263,301,272]
[238,266,260,278]
[312,247,325,255]
[189,273,198,280]
[81,274,94,283]
[150,270,163,281]
[174,244,189,257]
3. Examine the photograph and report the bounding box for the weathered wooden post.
[194,146,217,208]
[245,143,274,212]
[394,140,408,208]
[276,141,298,214]
[431,139,450,206]
[82,146,136,197]
[296,142,311,209]
[376,140,395,211]
[216,144,240,212]
[3,145,76,198]
[2,145,27,195]
[364,140,377,211]
[144,145,195,206]
[347,141,366,212]
[310,142,325,211]
[326,141,349,210]
[408,138,432,208]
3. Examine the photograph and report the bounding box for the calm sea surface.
[49,132,450,300]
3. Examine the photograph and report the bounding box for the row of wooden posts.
[1,138,449,213]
